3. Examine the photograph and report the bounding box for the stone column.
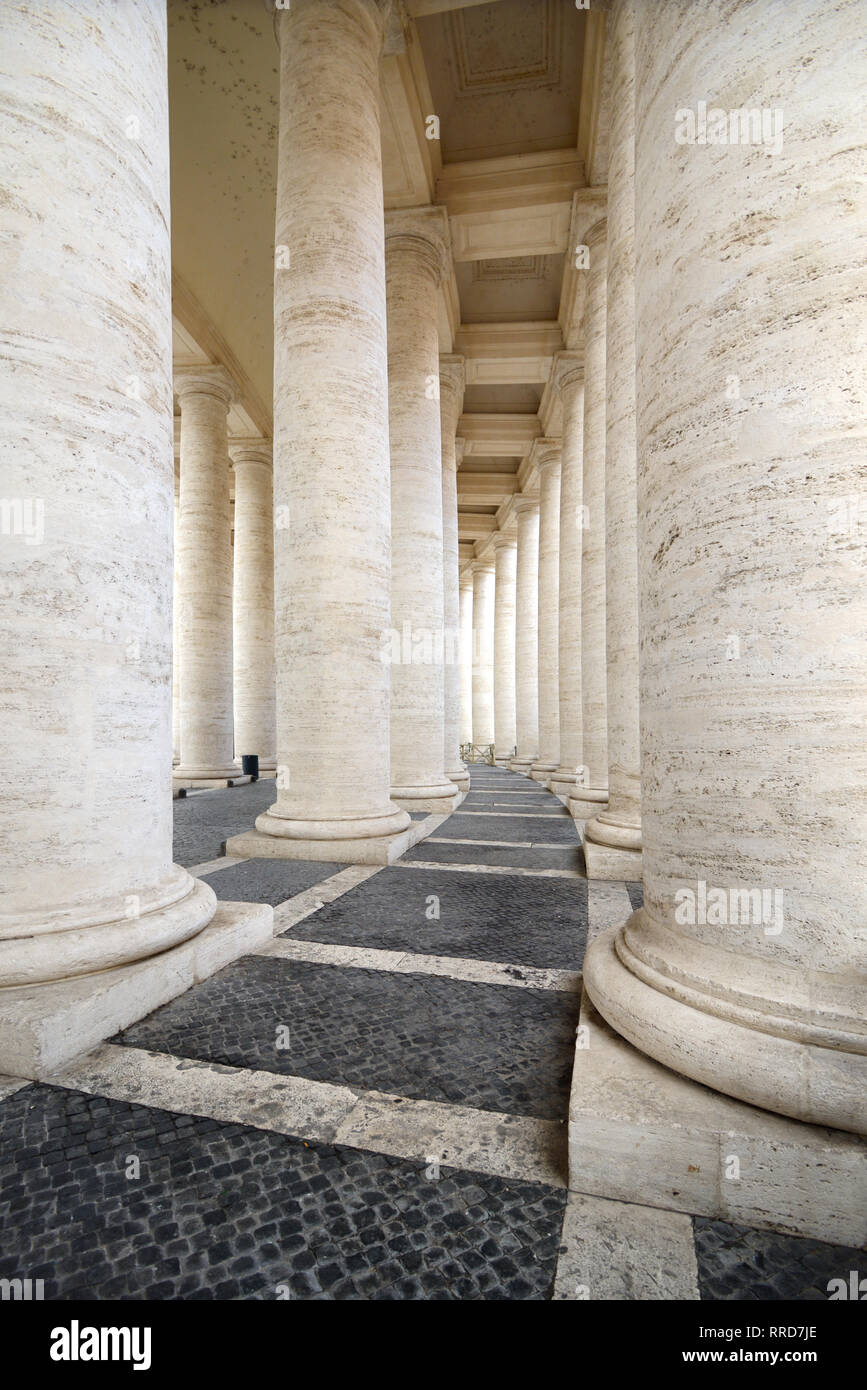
[530,442,562,782]
[440,358,469,792]
[584,0,642,879]
[230,440,276,774]
[510,497,540,772]
[569,218,610,820]
[471,559,496,750]
[0,0,269,1056]
[172,462,181,766]
[173,369,241,786]
[386,207,458,813]
[247,0,410,860]
[492,533,517,764]
[584,0,867,1134]
[459,571,474,747]
[549,357,585,801]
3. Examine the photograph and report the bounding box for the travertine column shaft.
[471,560,495,749]
[493,534,517,764]
[569,218,610,820]
[172,465,180,765]
[459,573,474,747]
[173,370,239,782]
[510,498,540,771]
[550,359,586,800]
[584,0,867,1134]
[230,441,276,772]
[0,0,215,989]
[585,0,642,877]
[530,444,562,781]
[255,0,409,851]
[386,208,457,812]
[440,361,469,791]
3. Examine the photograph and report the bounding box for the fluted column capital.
[471,557,496,576]
[385,205,452,287]
[229,437,273,470]
[175,365,236,408]
[530,437,562,475]
[514,493,540,517]
[552,351,585,397]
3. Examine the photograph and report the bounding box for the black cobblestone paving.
[172,780,277,867]
[436,813,580,844]
[201,858,348,906]
[693,1218,866,1301]
[403,840,584,872]
[288,864,589,970]
[118,956,579,1119]
[0,1086,566,1300]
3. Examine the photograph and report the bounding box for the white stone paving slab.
[261,936,581,993]
[51,1045,567,1190]
[552,1192,699,1300]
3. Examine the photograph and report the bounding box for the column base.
[569,989,867,1248]
[583,812,643,879]
[509,756,536,776]
[0,900,274,1080]
[226,806,442,866]
[493,754,514,767]
[529,761,558,783]
[447,766,471,792]
[584,920,867,1137]
[569,787,608,820]
[548,772,578,799]
[390,782,461,814]
[583,839,643,879]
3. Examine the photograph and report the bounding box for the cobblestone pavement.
[693,1218,865,1301]
[1,765,860,1301]
[0,1086,565,1300]
[118,957,580,1119]
[289,863,589,969]
[172,779,277,868]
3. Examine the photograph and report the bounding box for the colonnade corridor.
[2,764,862,1304]
[1,0,865,1332]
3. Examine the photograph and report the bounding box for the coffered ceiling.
[167,0,607,572]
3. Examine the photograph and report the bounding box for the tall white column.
[510,497,540,772]
[585,0,867,1135]
[172,462,181,766]
[249,0,410,859]
[530,443,562,782]
[550,357,586,801]
[471,559,495,749]
[440,357,469,792]
[585,0,642,878]
[492,533,517,764]
[173,369,241,785]
[0,0,219,1009]
[569,218,610,821]
[230,440,276,773]
[459,571,474,747]
[386,207,458,813]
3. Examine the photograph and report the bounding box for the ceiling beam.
[456,320,564,386]
[437,149,583,262]
[459,413,541,457]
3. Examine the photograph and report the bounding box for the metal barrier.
[460,742,495,765]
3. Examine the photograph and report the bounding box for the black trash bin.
[241,754,259,782]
